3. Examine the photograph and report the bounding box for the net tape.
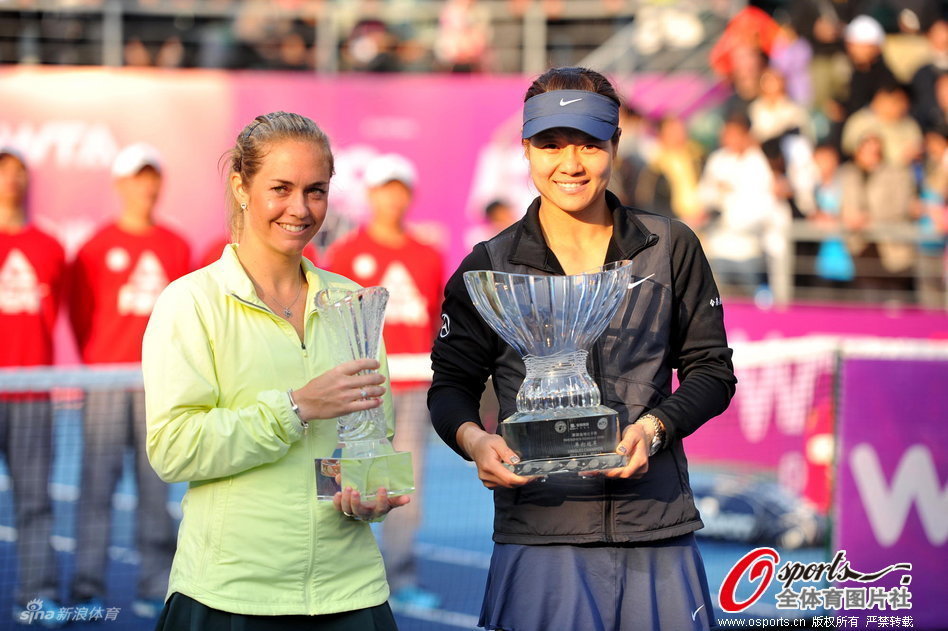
[2,336,948,392]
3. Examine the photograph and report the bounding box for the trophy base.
[504,452,629,477]
[315,449,414,501]
[499,405,621,462]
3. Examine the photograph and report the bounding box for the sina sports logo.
[439,313,451,338]
[18,598,52,624]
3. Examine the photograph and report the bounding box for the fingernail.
[617,445,627,455]
[510,455,521,464]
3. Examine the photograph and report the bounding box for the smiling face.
[231,138,331,259]
[524,127,616,216]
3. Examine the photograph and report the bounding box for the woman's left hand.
[333,485,410,521]
[602,423,651,479]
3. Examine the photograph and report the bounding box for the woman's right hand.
[291,358,387,421]
[456,422,531,489]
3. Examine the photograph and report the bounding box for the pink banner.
[686,339,837,513]
[724,300,948,342]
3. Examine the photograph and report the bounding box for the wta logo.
[718,548,913,613]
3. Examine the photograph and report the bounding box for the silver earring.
[240,202,247,210]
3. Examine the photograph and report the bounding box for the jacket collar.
[220,243,323,316]
[506,191,657,273]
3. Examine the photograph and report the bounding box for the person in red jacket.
[67,143,190,619]
[0,146,67,627]
[324,153,444,610]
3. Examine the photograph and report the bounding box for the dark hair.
[223,111,334,240]
[523,67,622,142]
[874,79,906,97]
[723,109,752,131]
[524,66,621,104]
[620,103,642,119]
[926,121,948,138]
[485,199,510,219]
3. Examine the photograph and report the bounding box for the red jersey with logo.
[325,229,443,389]
[69,223,190,364]
[0,225,66,367]
[199,237,319,269]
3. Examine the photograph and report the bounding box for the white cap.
[111,142,163,178]
[363,153,416,189]
[845,15,885,46]
[0,145,27,167]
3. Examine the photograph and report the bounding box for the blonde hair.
[223,111,334,240]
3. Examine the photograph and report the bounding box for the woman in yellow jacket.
[142,111,409,630]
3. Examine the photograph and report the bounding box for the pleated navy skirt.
[479,534,716,631]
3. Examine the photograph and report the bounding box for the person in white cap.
[324,153,444,610]
[1,146,68,628]
[842,14,897,119]
[67,142,190,619]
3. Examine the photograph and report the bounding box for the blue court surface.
[1,409,822,630]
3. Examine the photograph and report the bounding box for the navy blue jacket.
[429,192,736,544]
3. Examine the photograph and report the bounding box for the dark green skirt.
[155,593,399,631]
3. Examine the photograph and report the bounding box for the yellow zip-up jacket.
[142,244,394,616]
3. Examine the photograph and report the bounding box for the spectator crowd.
[611,2,948,307]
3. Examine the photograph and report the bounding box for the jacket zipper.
[233,291,321,610]
[232,292,309,350]
[302,307,318,613]
[600,232,660,543]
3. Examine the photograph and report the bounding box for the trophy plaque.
[463,261,634,477]
[313,286,414,500]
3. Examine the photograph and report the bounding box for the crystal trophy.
[313,286,414,500]
[463,261,634,477]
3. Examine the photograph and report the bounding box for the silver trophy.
[313,286,414,500]
[463,261,634,476]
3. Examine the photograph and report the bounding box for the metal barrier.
[769,221,946,309]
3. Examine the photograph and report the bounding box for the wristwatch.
[636,414,666,457]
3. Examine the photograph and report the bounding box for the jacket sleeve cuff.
[427,384,481,459]
[260,389,306,443]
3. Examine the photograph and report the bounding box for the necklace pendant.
[283,307,292,318]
